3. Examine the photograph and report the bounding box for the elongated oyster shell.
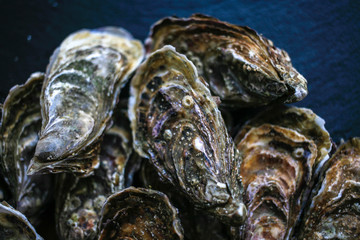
[146,14,307,107]
[235,105,332,176]
[55,107,132,240]
[299,138,360,240]
[234,124,317,239]
[129,45,246,225]
[0,201,43,240]
[28,27,144,176]
[98,187,184,240]
[0,72,52,224]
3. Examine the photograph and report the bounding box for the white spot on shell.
[163,129,172,140]
[193,136,205,153]
[182,95,194,109]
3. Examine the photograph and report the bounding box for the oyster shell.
[0,201,43,240]
[98,187,184,240]
[28,27,144,176]
[235,105,332,176]
[128,45,246,225]
[299,138,360,240]
[55,106,132,239]
[0,72,52,224]
[234,124,317,239]
[146,14,307,107]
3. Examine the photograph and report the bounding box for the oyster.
[28,27,144,176]
[146,14,307,107]
[98,187,184,240]
[55,106,132,239]
[0,72,52,224]
[129,45,246,225]
[234,105,332,176]
[0,201,43,240]
[234,124,317,239]
[299,138,360,240]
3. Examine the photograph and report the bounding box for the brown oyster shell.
[299,138,360,240]
[128,45,246,226]
[235,105,332,177]
[234,124,317,239]
[146,14,307,107]
[28,27,144,176]
[0,72,53,224]
[55,106,133,240]
[0,201,43,240]
[98,187,184,240]
[141,160,230,240]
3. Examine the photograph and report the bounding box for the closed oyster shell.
[128,45,246,225]
[299,138,360,240]
[98,187,184,240]
[234,124,317,239]
[0,72,52,224]
[235,105,332,177]
[28,27,144,176]
[55,106,132,240]
[146,14,307,107]
[0,201,43,240]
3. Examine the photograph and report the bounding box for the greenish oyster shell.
[28,27,144,176]
[129,45,246,226]
[55,107,133,240]
[234,105,332,177]
[0,72,53,224]
[299,138,360,240]
[233,124,317,239]
[146,14,307,107]
[0,201,43,240]
[98,187,184,240]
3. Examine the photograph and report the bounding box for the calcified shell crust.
[299,138,360,240]
[234,124,317,240]
[129,45,246,225]
[146,14,307,107]
[235,105,332,176]
[55,107,132,240]
[0,72,52,224]
[0,201,43,240]
[98,187,184,240]
[28,27,144,176]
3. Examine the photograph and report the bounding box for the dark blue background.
[1,0,359,143]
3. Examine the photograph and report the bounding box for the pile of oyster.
[1,14,359,240]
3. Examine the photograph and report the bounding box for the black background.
[1,0,360,143]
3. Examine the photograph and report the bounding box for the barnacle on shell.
[129,45,246,226]
[146,14,307,107]
[28,27,144,176]
[0,72,53,224]
[233,124,317,239]
[98,187,184,240]
[299,138,360,240]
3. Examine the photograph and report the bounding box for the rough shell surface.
[128,45,246,226]
[55,106,133,240]
[146,14,307,107]
[299,138,360,240]
[0,201,43,240]
[235,105,332,177]
[141,159,230,240]
[98,187,184,240]
[28,27,144,176]
[234,124,317,239]
[0,72,53,224]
